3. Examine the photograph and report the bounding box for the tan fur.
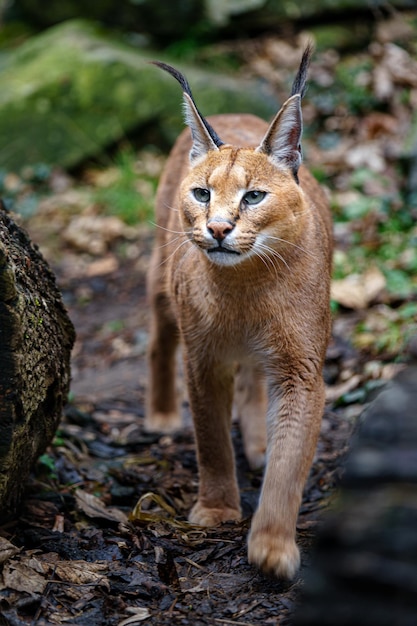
[146,71,332,579]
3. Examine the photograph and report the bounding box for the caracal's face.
[179,146,306,267]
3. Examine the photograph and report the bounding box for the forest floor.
[0,224,359,626]
[1,16,417,625]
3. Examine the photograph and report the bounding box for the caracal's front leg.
[185,351,241,526]
[248,373,325,579]
[234,362,267,470]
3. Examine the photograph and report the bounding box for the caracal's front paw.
[144,411,182,434]
[248,529,300,580]
[189,501,241,527]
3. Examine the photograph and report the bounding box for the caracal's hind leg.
[234,362,267,470]
[145,248,181,433]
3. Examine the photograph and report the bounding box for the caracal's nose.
[207,220,235,242]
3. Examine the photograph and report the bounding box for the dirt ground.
[0,224,360,626]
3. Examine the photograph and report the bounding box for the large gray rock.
[9,0,415,41]
[0,20,277,171]
[205,0,416,27]
[7,0,203,42]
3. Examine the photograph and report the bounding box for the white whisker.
[265,234,316,258]
[156,237,193,269]
[256,242,290,273]
[156,233,188,250]
[163,201,180,214]
[150,221,190,236]
[254,248,277,278]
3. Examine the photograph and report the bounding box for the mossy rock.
[7,0,414,41]
[0,19,277,171]
[7,0,203,43]
[206,0,415,28]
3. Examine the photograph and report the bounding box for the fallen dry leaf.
[0,537,20,564]
[53,559,110,589]
[130,491,177,524]
[325,374,363,403]
[344,141,386,172]
[376,14,415,44]
[63,215,134,255]
[52,514,65,533]
[75,489,129,524]
[118,607,151,626]
[331,266,386,309]
[1,560,47,595]
[86,254,119,277]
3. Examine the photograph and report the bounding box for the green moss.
[0,19,277,171]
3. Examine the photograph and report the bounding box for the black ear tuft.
[256,44,314,178]
[290,42,314,99]
[150,61,224,150]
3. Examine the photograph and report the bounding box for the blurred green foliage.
[331,158,417,302]
[354,300,417,357]
[93,148,158,224]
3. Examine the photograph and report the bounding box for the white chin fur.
[204,250,245,266]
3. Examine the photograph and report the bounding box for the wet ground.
[0,228,357,625]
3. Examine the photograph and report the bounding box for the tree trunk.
[0,205,75,520]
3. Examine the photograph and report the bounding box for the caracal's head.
[152,46,312,268]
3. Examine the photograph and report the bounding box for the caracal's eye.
[243,190,266,205]
[193,188,211,203]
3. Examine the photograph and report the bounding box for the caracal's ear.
[256,43,313,180]
[150,61,224,164]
